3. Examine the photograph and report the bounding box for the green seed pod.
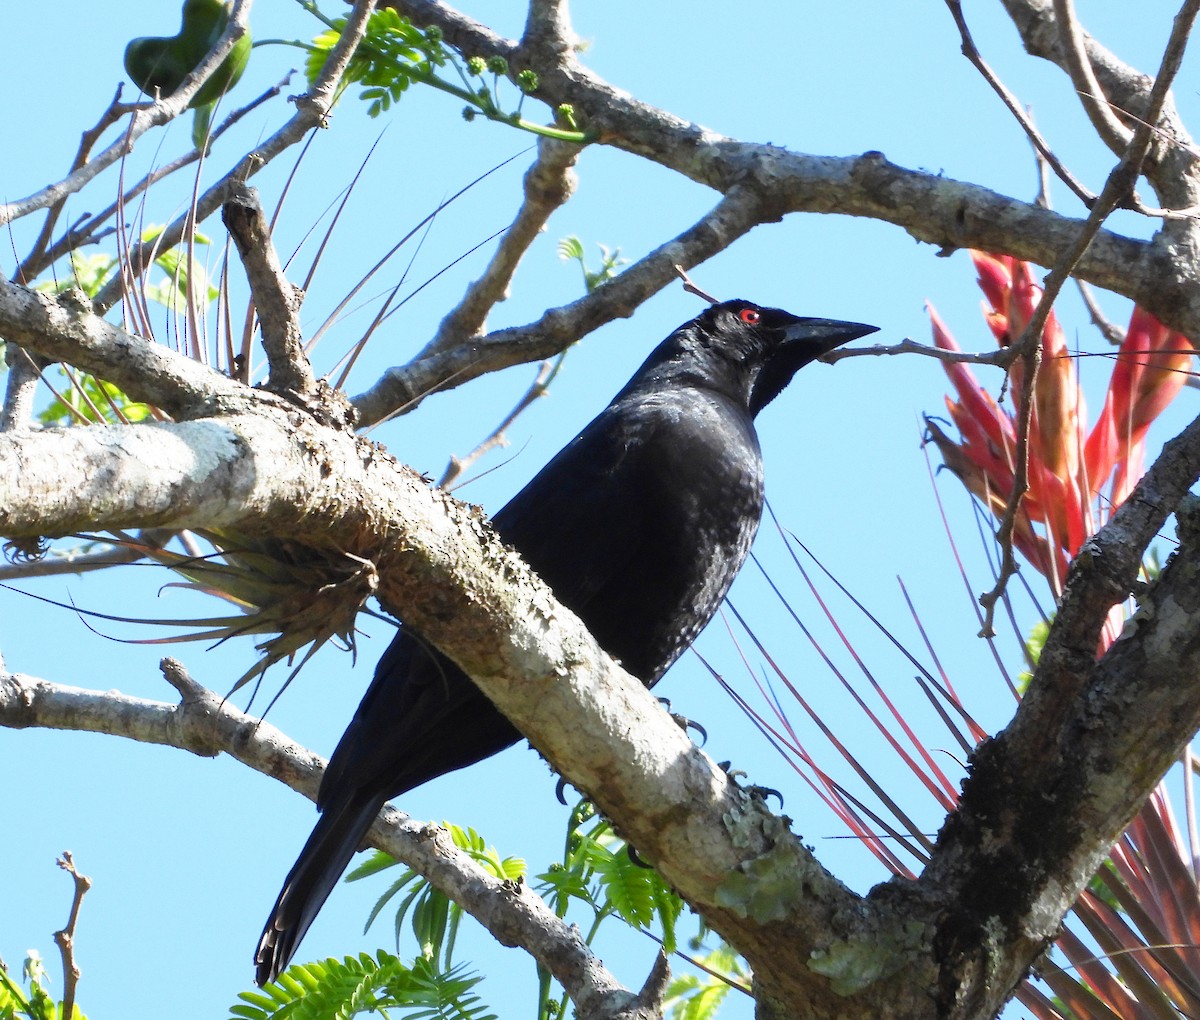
[124,0,251,109]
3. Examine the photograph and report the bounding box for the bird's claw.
[656,697,707,746]
[626,843,652,869]
[717,761,784,808]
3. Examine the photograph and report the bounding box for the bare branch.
[53,852,91,1020]
[438,359,555,488]
[222,184,316,396]
[0,0,255,229]
[1075,279,1125,344]
[1052,0,1135,154]
[826,338,1015,369]
[14,74,293,287]
[1,346,46,432]
[673,265,719,304]
[352,183,769,425]
[425,138,582,355]
[0,279,250,419]
[0,664,639,1019]
[944,0,1095,206]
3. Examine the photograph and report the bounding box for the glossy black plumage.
[255,300,877,984]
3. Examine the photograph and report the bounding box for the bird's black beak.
[781,318,879,359]
[749,318,879,415]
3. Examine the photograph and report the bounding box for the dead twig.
[673,264,720,304]
[438,358,556,489]
[53,852,92,1020]
[944,0,1095,207]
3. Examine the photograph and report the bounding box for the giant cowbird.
[255,299,877,984]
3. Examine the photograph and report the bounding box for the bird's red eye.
[739,308,761,325]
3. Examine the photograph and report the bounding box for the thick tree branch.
[0,279,250,419]
[917,408,1200,1018]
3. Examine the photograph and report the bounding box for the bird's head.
[639,300,878,415]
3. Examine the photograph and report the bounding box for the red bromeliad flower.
[926,251,1194,609]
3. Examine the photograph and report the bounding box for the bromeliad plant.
[924,254,1200,1019]
[924,252,1194,602]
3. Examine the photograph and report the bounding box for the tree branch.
[53,852,91,1020]
[1052,0,1134,155]
[0,279,251,419]
[0,662,645,1020]
[943,0,1095,206]
[222,184,317,397]
[90,0,378,314]
[424,137,581,357]
[352,181,768,424]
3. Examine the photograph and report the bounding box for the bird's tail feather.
[255,792,385,986]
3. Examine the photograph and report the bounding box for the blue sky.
[3,2,1198,1018]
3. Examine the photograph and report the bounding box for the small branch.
[980,342,1039,637]
[222,184,315,396]
[53,851,92,1020]
[1,347,47,432]
[1001,0,1200,217]
[673,265,719,304]
[14,85,130,283]
[1052,0,1134,155]
[1075,279,1126,344]
[825,337,1016,369]
[425,137,582,355]
[438,358,555,488]
[302,0,376,113]
[943,0,1096,206]
[0,0,254,229]
[0,279,250,420]
[14,75,292,287]
[353,183,768,425]
[0,665,637,1018]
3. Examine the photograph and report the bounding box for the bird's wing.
[491,402,654,613]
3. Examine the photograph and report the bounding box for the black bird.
[255,299,876,984]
